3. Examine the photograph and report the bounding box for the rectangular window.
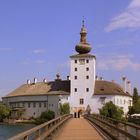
[80,98,84,105]
[86,75,89,79]
[124,100,125,105]
[86,59,89,63]
[120,99,122,104]
[86,88,89,92]
[75,68,77,71]
[79,59,85,65]
[74,76,77,80]
[33,102,36,108]
[17,103,20,107]
[74,88,77,92]
[86,67,89,71]
[39,103,41,107]
[28,102,30,108]
[44,103,47,107]
[75,60,77,63]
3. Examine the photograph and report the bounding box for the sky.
[0,0,140,99]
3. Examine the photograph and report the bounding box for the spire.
[82,20,85,27]
[75,20,91,54]
[80,20,87,43]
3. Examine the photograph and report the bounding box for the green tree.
[60,103,70,115]
[128,100,140,115]
[0,103,11,121]
[133,87,139,105]
[128,87,140,115]
[99,101,124,120]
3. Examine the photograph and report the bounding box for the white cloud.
[97,54,140,71]
[33,49,45,54]
[105,0,140,32]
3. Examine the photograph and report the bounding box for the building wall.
[91,95,132,115]
[69,56,96,114]
[48,95,69,117]
[114,95,132,114]
[3,94,69,119]
[91,95,115,113]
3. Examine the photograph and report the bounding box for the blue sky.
[0,0,140,99]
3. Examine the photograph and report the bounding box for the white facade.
[68,55,96,115]
[91,95,132,115]
[68,23,132,117]
[3,95,69,119]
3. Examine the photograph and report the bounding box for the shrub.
[99,101,124,120]
[35,110,55,124]
[60,103,70,115]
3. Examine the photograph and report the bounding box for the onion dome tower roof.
[75,20,91,54]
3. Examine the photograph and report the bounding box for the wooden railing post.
[33,128,41,139]
[124,124,127,140]
[136,128,140,139]
[24,135,28,140]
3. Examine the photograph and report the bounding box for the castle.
[2,22,132,119]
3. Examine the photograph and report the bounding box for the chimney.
[112,80,115,83]
[56,73,61,81]
[127,80,131,94]
[100,77,103,80]
[34,77,37,84]
[67,76,70,81]
[96,75,98,80]
[122,77,127,93]
[43,78,47,83]
[27,79,31,85]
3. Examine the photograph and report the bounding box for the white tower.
[68,21,96,117]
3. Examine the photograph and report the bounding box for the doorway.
[78,110,82,118]
[74,112,77,118]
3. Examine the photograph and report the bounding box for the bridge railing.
[8,114,72,140]
[84,114,140,140]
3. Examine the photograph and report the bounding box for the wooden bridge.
[8,114,140,140]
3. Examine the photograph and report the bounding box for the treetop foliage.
[99,101,124,120]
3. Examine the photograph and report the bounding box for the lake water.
[0,124,35,140]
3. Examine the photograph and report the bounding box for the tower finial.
[82,20,85,27]
[82,16,85,27]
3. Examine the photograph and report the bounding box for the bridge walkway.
[53,118,104,140]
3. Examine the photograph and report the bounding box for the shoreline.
[0,119,36,125]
